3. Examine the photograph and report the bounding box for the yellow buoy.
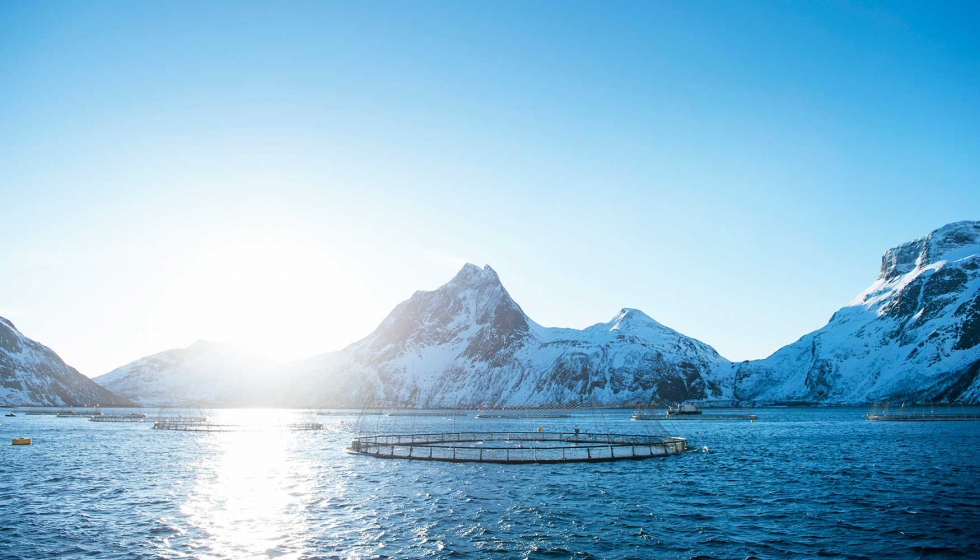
[12,438,32,445]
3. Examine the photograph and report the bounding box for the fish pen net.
[343,390,693,464]
[348,430,687,464]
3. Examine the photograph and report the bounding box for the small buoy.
[701,446,709,453]
[537,427,543,432]
[12,437,32,446]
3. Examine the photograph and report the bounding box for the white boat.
[666,403,702,417]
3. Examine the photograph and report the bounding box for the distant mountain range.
[95,340,282,407]
[4,221,979,407]
[92,264,733,407]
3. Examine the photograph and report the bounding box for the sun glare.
[178,411,316,559]
[146,235,368,361]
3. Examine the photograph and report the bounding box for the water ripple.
[2,408,980,558]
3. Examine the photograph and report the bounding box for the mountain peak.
[90,264,734,407]
[0,316,16,332]
[361,262,529,358]
[448,263,501,288]
[879,220,980,280]
[614,307,654,322]
[605,308,664,332]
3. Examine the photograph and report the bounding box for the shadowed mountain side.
[735,221,980,404]
[281,264,733,407]
[1,317,132,406]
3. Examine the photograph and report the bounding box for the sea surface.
[2,407,979,559]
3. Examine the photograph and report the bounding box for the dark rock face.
[736,221,980,404]
[880,222,980,280]
[361,265,531,361]
[0,317,131,406]
[291,267,732,407]
[954,291,980,351]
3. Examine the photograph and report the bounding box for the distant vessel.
[667,403,702,417]
[12,437,31,445]
[5,413,15,417]
[632,402,757,422]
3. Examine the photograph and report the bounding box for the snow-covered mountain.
[0,317,131,406]
[285,264,733,407]
[94,265,732,407]
[735,221,980,404]
[91,220,980,407]
[94,340,282,406]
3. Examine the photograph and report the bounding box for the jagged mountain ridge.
[90,220,980,406]
[285,264,732,407]
[96,264,733,407]
[734,221,980,403]
[0,317,131,406]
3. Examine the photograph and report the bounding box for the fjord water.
[2,408,979,559]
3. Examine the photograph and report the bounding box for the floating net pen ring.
[348,431,688,464]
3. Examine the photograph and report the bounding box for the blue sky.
[2,1,978,376]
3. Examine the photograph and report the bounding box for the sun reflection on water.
[175,410,317,559]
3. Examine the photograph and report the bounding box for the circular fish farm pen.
[347,431,688,464]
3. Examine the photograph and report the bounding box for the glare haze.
[2,1,978,376]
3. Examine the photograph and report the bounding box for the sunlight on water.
[175,411,316,559]
[3,408,980,559]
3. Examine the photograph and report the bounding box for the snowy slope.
[735,221,980,404]
[0,317,131,406]
[285,264,733,407]
[97,265,731,407]
[94,222,980,407]
[94,340,283,406]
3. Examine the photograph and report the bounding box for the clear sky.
[2,1,978,377]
